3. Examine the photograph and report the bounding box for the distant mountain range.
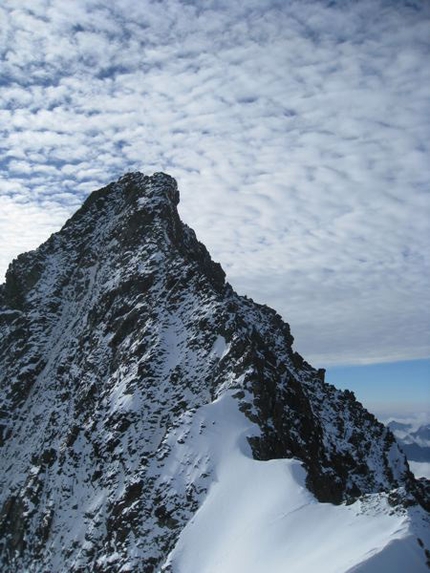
[388,419,430,468]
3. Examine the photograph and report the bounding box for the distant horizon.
[326,358,430,419]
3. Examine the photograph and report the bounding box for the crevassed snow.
[164,394,430,573]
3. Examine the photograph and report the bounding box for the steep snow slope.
[165,394,429,573]
[0,172,428,572]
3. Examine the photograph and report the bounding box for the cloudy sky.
[1,0,429,377]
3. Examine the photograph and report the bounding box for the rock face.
[0,172,426,571]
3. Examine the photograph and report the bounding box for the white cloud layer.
[1,0,429,366]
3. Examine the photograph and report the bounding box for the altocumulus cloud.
[1,0,429,365]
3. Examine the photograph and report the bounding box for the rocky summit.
[0,172,428,572]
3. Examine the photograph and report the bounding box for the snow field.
[165,394,430,573]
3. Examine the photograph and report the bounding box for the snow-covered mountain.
[0,172,429,572]
[387,417,430,480]
[388,420,430,463]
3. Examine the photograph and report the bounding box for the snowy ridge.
[0,172,428,572]
[163,393,428,573]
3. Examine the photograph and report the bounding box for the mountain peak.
[116,171,179,207]
[1,172,191,311]
[0,172,428,572]
[66,170,179,226]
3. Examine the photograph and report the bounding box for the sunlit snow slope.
[165,394,429,573]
